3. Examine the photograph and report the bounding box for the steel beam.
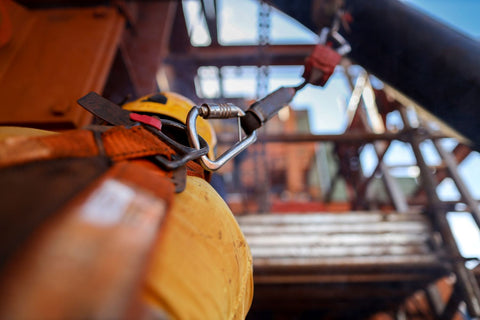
[200,0,218,45]
[120,1,177,97]
[166,44,314,67]
[399,107,480,317]
[431,135,480,230]
[343,68,409,213]
[217,131,448,145]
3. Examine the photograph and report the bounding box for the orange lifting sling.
[0,97,252,319]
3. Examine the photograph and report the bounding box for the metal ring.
[144,119,209,170]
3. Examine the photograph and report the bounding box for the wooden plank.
[240,221,429,235]
[252,283,433,301]
[252,254,445,268]
[243,233,430,247]
[251,261,448,275]
[240,212,444,267]
[240,211,450,315]
[250,244,431,259]
[237,212,428,225]
[253,273,440,284]
[249,294,421,312]
[241,213,451,317]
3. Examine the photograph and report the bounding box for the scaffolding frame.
[228,67,480,318]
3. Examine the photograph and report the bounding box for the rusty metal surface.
[0,1,124,129]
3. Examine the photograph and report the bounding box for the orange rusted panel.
[0,0,13,47]
[0,0,124,129]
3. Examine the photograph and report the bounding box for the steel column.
[431,135,480,229]
[399,107,480,317]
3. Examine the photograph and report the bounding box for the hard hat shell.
[142,176,253,319]
[123,92,217,157]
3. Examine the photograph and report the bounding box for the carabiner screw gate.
[187,103,257,171]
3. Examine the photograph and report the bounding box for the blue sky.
[401,0,480,38]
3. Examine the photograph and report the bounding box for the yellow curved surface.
[143,176,253,320]
[0,126,56,141]
[0,126,252,319]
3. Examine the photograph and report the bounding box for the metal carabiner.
[187,103,257,171]
[318,26,351,56]
[317,8,351,56]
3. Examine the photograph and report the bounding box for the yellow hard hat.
[123,92,217,158]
